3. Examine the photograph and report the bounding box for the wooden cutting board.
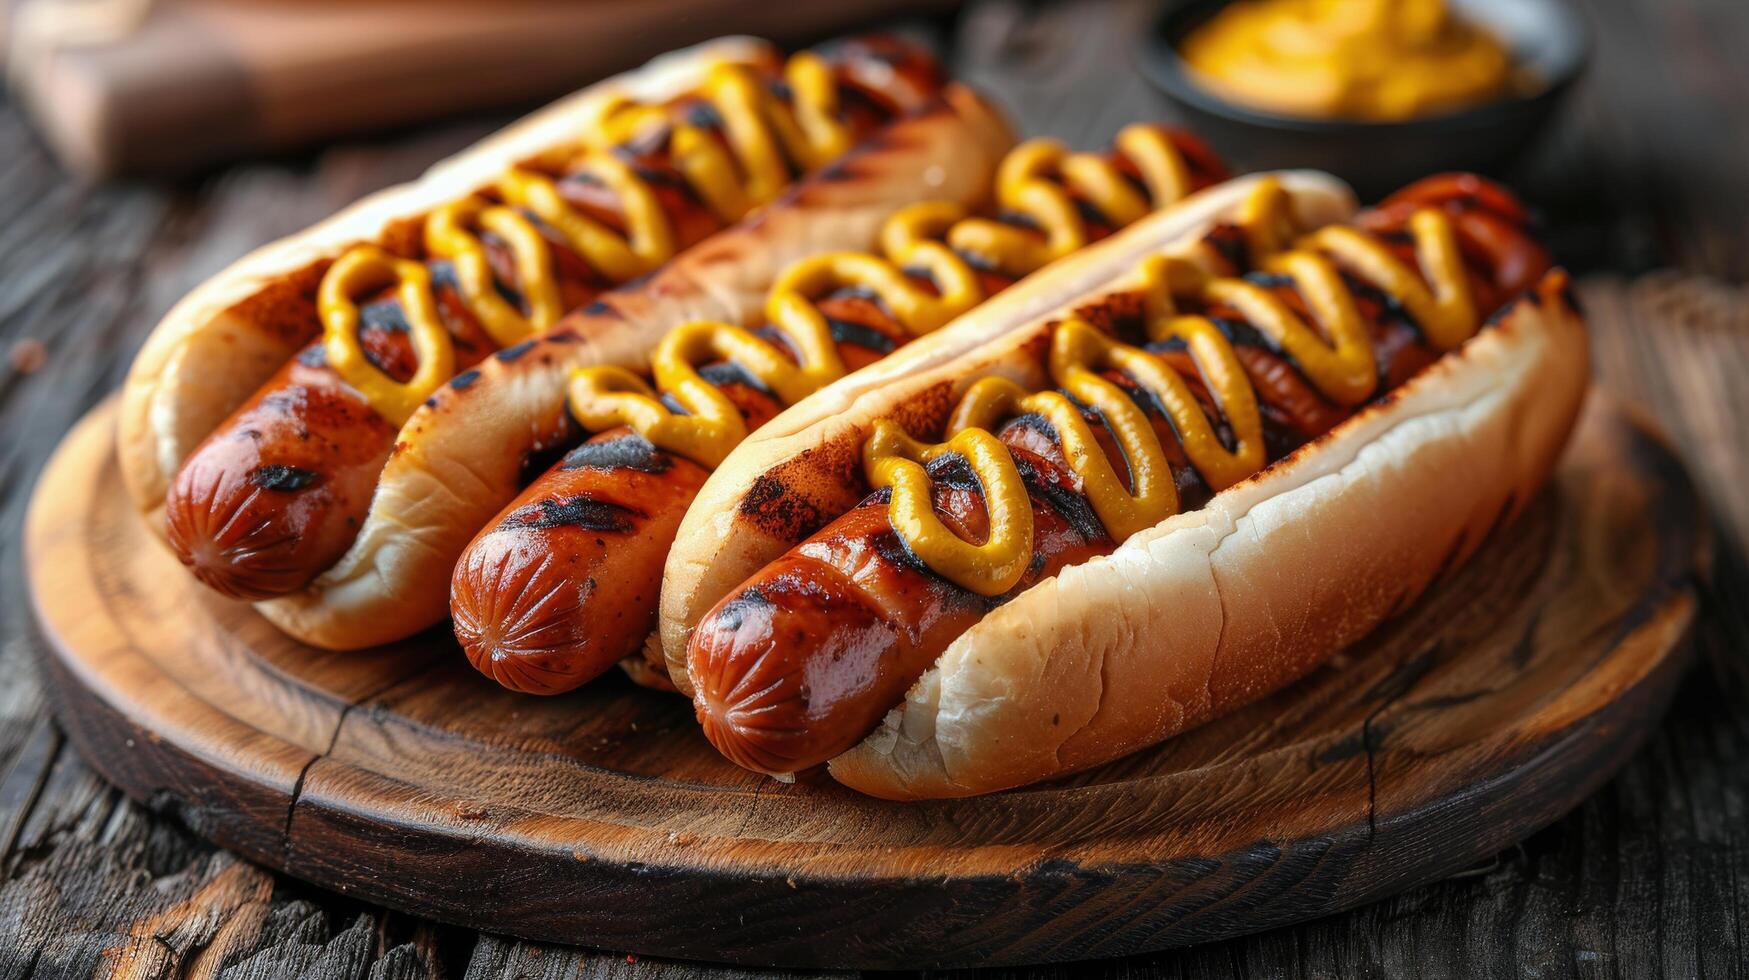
[23,393,1705,969]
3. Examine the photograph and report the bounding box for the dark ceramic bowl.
[1138,0,1589,198]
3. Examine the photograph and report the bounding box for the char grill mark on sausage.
[561,434,673,474]
[501,495,639,533]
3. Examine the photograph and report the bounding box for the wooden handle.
[6,0,962,176]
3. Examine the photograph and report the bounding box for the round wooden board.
[26,394,1706,969]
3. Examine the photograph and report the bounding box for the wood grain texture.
[23,393,1703,968]
[2,0,1749,975]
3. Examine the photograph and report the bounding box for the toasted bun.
[253,86,1015,648]
[118,36,774,527]
[828,272,1588,798]
[657,171,1359,694]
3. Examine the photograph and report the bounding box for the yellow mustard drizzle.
[864,178,1482,596]
[316,52,853,427]
[496,162,667,286]
[319,198,557,427]
[564,128,1199,470]
[949,124,1193,278]
[320,247,456,428]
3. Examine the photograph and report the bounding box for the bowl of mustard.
[1139,0,1588,196]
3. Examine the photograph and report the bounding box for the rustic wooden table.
[2,0,1746,976]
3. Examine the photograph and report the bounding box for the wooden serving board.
[24,394,1705,969]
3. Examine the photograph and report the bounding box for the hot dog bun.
[657,171,1358,695]
[119,36,772,527]
[251,84,1014,649]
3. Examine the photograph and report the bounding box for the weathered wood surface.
[21,393,1704,967]
[2,0,1747,976]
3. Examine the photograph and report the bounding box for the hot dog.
[120,36,1016,646]
[450,126,1230,695]
[662,173,1588,798]
[150,36,949,599]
